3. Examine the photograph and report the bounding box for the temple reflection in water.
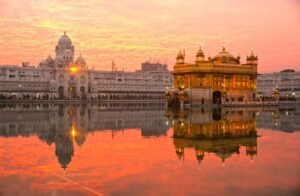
[167,107,300,165]
[0,103,299,170]
[167,109,258,164]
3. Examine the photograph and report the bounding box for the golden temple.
[167,47,258,106]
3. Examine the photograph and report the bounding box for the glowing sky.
[0,0,299,72]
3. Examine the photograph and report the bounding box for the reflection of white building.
[0,32,172,100]
[257,69,300,99]
[255,109,300,132]
[0,103,170,138]
[0,103,170,169]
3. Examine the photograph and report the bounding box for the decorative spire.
[64,31,66,36]
[112,60,117,71]
[176,49,185,64]
[222,41,226,51]
[196,46,205,60]
[247,49,258,61]
[176,50,181,58]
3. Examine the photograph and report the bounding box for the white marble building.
[0,32,172,100]
[257,69,300,100]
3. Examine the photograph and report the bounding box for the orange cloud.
[0,0,299,72]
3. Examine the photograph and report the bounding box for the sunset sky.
[0,0,299,72]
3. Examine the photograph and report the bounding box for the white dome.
[46,55,55,64]
[58,31,72,46]
[75,55,86,66]
[39,60,47,67]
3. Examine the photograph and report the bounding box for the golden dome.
[176,50,185,59]
[196,46,205,57]
[211,47,240,64]
[215,47,234,58]
[247,50,258,61]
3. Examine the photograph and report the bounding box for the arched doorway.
[68,86,77,99]
[213,91,222,104]
[58,86,64,99]
[80,86,86,99]
[238,96,244,102]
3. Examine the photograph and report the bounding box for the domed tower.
[55,31,75,68]
[38,60,47,67]
[195,46,205,64]
[45,55,55,68]
[176,50,185,64]
[55,134,74,170]
[246,50,258,65]
[75,54,87,69]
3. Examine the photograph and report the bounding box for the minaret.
[176,50,185,64]
[195,46,205,64]
[246,50,258,66]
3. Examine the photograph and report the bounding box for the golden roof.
[211,47,240,64]
[196,46,205,57]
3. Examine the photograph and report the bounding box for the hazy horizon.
[0,0,299,72]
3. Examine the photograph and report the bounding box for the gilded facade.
[168,47,258,105]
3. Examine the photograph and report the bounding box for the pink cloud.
[0,0,299,72]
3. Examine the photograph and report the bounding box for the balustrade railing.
[174,64,257,74]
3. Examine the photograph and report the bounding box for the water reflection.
[165,107,300,165]
[255,108,300,132]
[1,103,299,171]
[0,104,299,195]
[167,109,258,165]
[0,103,170,170]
